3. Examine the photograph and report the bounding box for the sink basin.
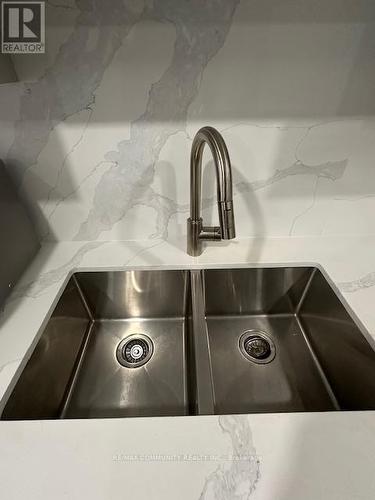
[2,266,375,420]
[1,270,192,419]
[202,267,375,414]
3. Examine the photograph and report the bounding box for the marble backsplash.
[1,0,375,243]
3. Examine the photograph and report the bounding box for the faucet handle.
[199,226,221,240]
[187,218,221,256]
[187,210,235,256]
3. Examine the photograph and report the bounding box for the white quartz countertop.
[1,236,375,500]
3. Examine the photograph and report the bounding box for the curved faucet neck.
[187,126,236,256]
[190,126,233,221]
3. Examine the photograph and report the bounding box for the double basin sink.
[2,266,375,420]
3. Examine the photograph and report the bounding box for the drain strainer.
[116,334,153,368]
[239,330,276,364]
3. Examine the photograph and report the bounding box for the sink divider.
[190,270,215,415]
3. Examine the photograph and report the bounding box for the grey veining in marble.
[4,241,104,305]
[199,415,260,500]
[1,0,374,244]
[6,0,144,186]
[133,157,347,240]
[339,272,375,293]
[75,0,240,240]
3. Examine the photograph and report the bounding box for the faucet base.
[187,218,221,256]
[187,217,203,256]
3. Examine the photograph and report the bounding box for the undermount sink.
[2,266,375,420]
[1,271,192,419]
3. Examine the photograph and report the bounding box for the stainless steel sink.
[201,267,375,414]
[1,270,192,419]
[2,266,375,420]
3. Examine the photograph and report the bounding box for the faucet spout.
[187,126,236,256]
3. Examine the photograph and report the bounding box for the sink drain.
[116,334,153,368]
[239,330,276,364]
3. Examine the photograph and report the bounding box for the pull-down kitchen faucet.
[187,126,236,256]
